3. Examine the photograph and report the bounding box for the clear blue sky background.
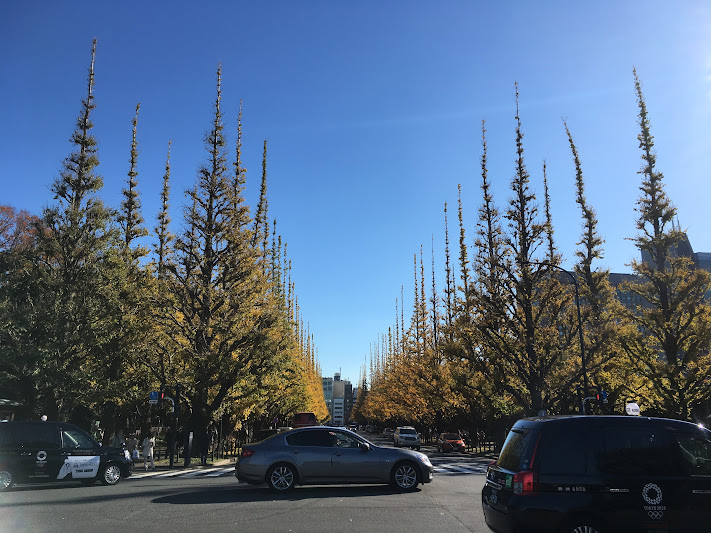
[2,2,711,385]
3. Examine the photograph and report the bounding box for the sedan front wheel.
[100,464,122,486]
[391,461,419,490]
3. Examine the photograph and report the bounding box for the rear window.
[399,429,417,435]
[497,426,540,472]
[0,424,61,448]
[286,429,336,447]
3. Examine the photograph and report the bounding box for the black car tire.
[391,461,419,490]
[99,464,122,486]
[0,465,15,492]
[267,463,297,492]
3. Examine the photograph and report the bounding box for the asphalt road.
[0,437,493,533]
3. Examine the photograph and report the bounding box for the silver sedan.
[235,426,434,492]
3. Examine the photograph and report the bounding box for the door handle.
[291,450,299,454]
[606,488,629,493]
[692,490,711,494]
[334,452,343,456]
[20,452,32,456]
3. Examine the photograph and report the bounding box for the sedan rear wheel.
[391,461,419,490]
[267,463,296,492]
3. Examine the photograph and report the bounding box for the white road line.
[154,469,202,477]
[183,467,223,477]
[206,468,235,477]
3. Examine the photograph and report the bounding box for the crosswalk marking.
[432,463,486,474]
[127,464,485,480]
[184,467,223,477]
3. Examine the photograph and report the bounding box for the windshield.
[399,429,417,435]
[442,433,461,440]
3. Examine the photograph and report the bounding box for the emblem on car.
[36,450,47,467]
[642,483,665,520]
[642,483,662,505]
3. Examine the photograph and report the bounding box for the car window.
[286,429,336,447]
[442,433,460,440]
[602,427,680,476]
[675,432,711,476]
[9,424,62,448]
[398,429,417,435]
[538,428,598,475]
[62,428,97,449]
[497,426,540,471]
[334,432,362,448]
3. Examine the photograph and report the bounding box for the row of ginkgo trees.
[0,40,327,442]
[353,73,711,436]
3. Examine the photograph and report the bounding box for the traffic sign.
[149,399,158,405]
[149,390,159,400]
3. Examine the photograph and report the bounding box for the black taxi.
[482,415,711,533]
[0,420,133,491]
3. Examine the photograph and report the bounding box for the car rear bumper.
[481,487,566,533]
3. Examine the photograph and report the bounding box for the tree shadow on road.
[153,484,421,505]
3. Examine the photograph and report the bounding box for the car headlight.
[413,452,431,466]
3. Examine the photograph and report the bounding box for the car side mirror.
[359,442,370,452]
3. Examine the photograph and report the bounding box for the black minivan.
[0,421,133,491]
[482,415,711,533]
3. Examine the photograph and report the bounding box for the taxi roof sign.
[625,402,641,416]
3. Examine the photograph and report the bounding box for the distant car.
[394,427,421,450]
[381,428,394,439]
[0,420,133,491]
[349,423,358,431]
[291,412,317,428]
[235,426,433,491]
[436,432,465,453]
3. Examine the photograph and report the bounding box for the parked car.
[235,426,433,492]
[381,427,394,439]
[436,432,465,453]
[482,415,711,533]
[394,426,421,450]
[0,420,133,491]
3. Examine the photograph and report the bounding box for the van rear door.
[16,424,64,482]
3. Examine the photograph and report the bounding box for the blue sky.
[3,2,711,385]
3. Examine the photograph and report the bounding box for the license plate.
[490,489,498,505]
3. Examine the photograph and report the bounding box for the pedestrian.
[110,429,124,448]
[127,433,140,461]
[200,428,210,466]
[142,431,155,470]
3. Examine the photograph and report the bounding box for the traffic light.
[158,390,165,407]
[596,389,608,406]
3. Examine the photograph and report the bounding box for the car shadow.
[153,484,421,505]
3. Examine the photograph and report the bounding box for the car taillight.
[241,447,255,458]
[513,471,536,495]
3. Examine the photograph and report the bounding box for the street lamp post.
[525,261,588,412]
